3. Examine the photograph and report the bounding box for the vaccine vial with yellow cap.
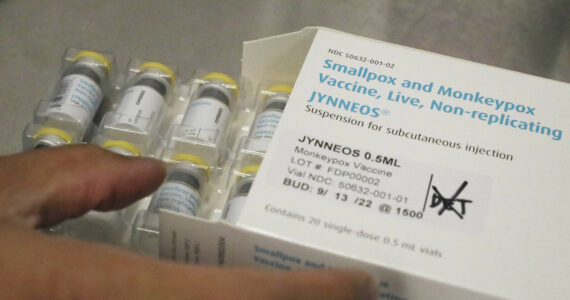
[98,60,176,156]
[132,154,210,255]
[179,72,238,145]
[245,85,292,153]
[144,158,208,229]
[113,62,175,133]
[31,49,113,148]
[223,165,258,224]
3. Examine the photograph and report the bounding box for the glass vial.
[179,72,237,144]
[246,85,292,152]
[223,165,258,224]
[103,62,175,156]
[144,155,209,229]
[113,62,175,132]
[34,51,110,148]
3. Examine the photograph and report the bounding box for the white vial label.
[46,74,103,125]
[246,110,282,152]
[223,195,247,224]
[113,85,165,132]
[154,181,201,216]
[179,97,230,144]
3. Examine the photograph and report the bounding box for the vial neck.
[264,101,286,112]
[198,85,231,107]
[67,65,103,85]
[167,170,202,191]
[235,177,255,196]
[134,77,168,97]
[264,93,289,111]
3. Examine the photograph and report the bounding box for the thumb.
[249,268,378,300]
[151,264,378,300]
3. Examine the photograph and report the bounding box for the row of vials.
[24,48,293,254]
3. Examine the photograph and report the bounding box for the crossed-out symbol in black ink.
[430,181,473,219]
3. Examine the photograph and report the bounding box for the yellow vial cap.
[236,165,259,182]
[33,127,73,144]
[268,85,293,94]
[73,50,111,75]
[102,140,141,157]
[202,72,238,96]
[171,153,210,179]
[239,165,260,175]
[140,61,176,86]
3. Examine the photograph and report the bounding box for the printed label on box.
[240,29,569,299]
[160,28,570,299]
[263,130,493,234]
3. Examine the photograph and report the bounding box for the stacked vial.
[100,61,177,157]
[245,85,292,153]
[30,50,113,149]
[223,165,259,224]
[144,154,210,229]
[178,72,238,146]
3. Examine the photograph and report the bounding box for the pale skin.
[0,145,377,299]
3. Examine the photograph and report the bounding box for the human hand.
[0,145,377,299]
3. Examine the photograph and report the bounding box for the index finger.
[0,145,166,227]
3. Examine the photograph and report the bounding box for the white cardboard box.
[159,27,570,299]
